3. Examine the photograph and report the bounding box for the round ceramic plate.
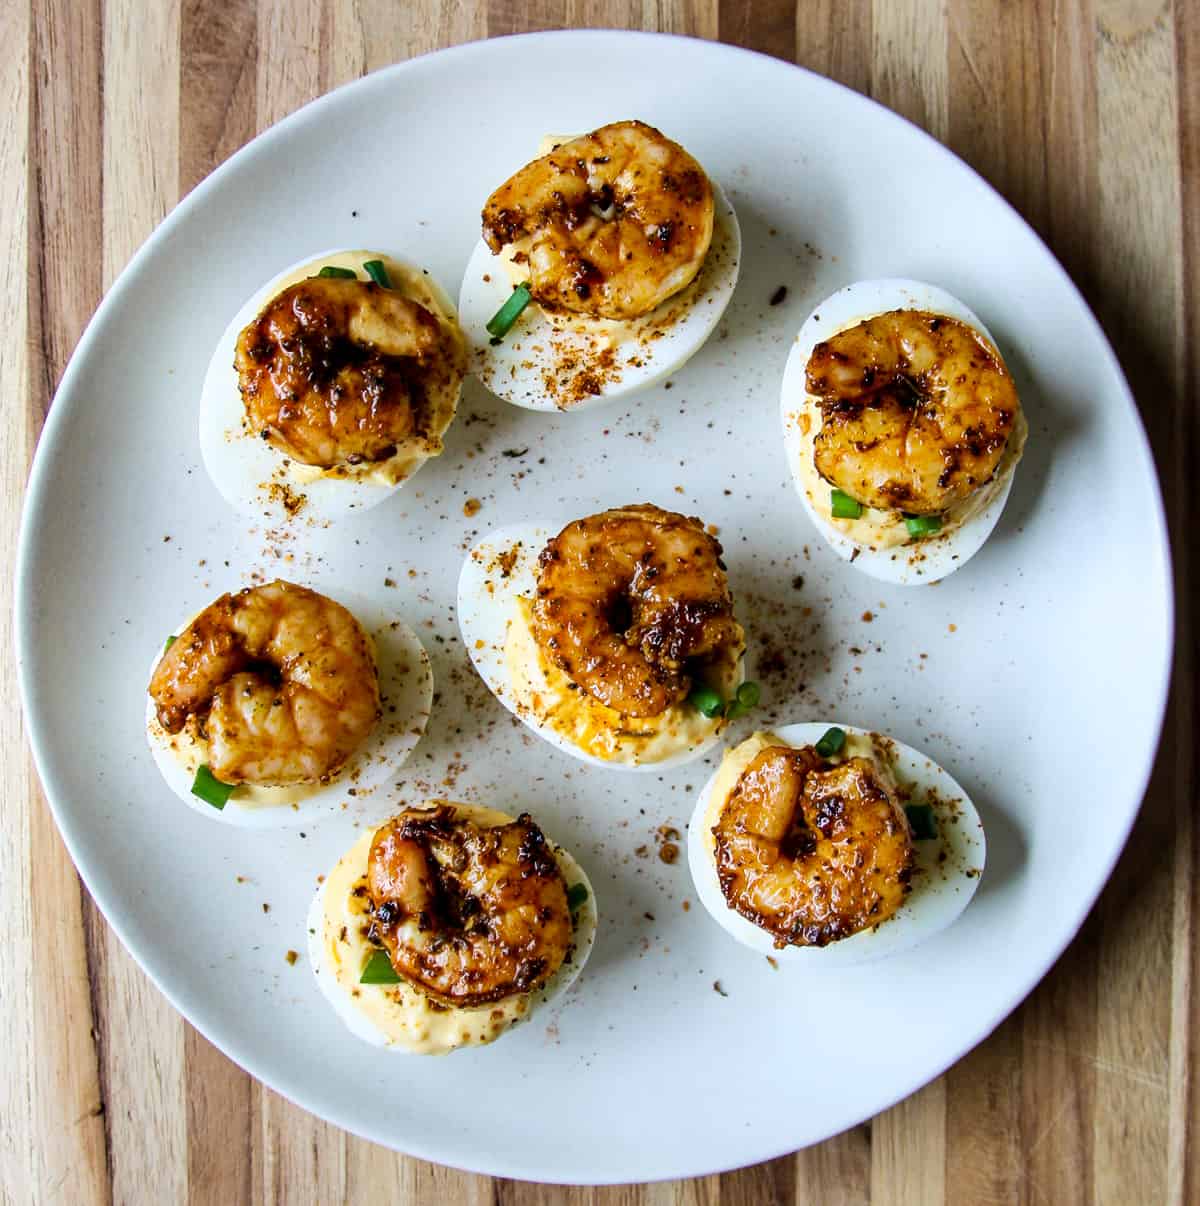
[15,31,1171,1185]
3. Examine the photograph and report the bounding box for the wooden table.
[3,1,1195,1201]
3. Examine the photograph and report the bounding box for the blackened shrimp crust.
[366,806,573,1008]
[530,504,743,718]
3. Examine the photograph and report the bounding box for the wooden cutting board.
[3,0,1196,1201]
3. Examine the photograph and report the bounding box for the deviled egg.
[458,121,740,411]
[780,279,1028,583]
[307,802,596,1053]
[145,579,431,828]
[687,723,984,963]
[457,504,751,771]
[200,250,466,522]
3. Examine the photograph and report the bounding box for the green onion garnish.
[689,684,725,718]
[191,764,235,810]
[163,634,176,654]
[486,284,533,339]
[905,803,938,841]
[359,948,402,985]
[831,489,863,519]
[904,514,943,538]
[317,265,357,279]
[814,726,846,758]
[362,259,391,288]
[567,882,589,912]
[725,680,762,720]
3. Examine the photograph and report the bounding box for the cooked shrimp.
[713,745,914,947]
[531,504,743,718]
[235,276,462,469]
[366,806,572,1007]
[482,121,714,320]
[806,310,1020,515]
[149,580,380,785]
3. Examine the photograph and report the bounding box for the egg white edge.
[305,810,599,1052]
[198,248,465,522]
[457,521,742,773]
[686,721,986,966]
[144,586,433,829]
[457,179,741,412]
[779,278,1019,585]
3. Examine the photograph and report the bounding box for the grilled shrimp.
[713,745,914,947]
[531,504,743,719]
[806,310,1020,515]
[149,580,380,785]
[366,806,573,1008]
[235,276,462,469]
[482,121,714,320]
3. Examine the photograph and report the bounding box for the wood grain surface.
[3,0,1195,1201]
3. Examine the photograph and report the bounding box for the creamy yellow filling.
[792,395,1029,552]
[503,595,741,766]
[314,803,590,1054]
[150,711,314,809]
[263,250,465,488]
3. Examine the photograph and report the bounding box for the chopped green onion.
[566,882,589,912]
[163,634,176,654]
[814,726,846,759]
[831,488,863,519]
[362,259,391,288]
[904,513,943,538]
[725,680,762,720]
[486,284,533,339]
[191,764,235,810]
[905,803,938,841]
[359,948,402,985]
[317,265,357,279]
[689,684,725,718]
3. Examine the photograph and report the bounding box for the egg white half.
[199,249,465,523]
[780,279,1027,585]
[458,181,740,412]
[687,722,985,965]
[145,588,432,828]
[306,803,597,1053]
[457,522,743,771]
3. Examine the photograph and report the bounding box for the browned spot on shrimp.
[366,807,572,1008]
[482,121,714,320]
[713,746,914,948]
[235,276,464,470]
[806,310,1020,515]
[530,504,743,718]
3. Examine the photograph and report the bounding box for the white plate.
[15,30,1171,1185]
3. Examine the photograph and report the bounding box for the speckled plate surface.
[15,31,1171,1185]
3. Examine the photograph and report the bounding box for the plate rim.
[14,27,1175,1184]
